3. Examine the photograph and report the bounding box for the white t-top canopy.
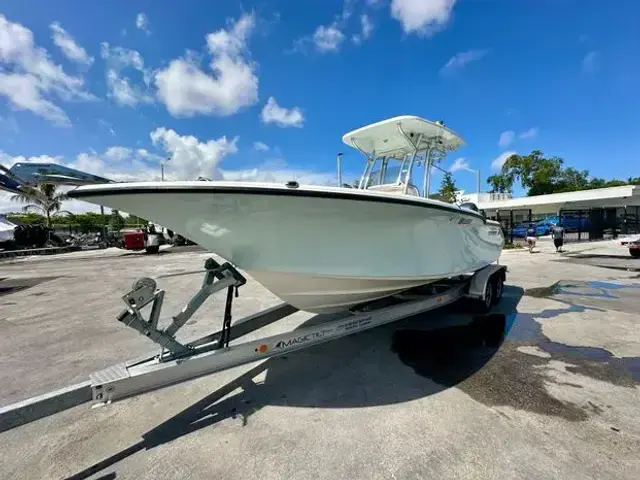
[342,115,465,157]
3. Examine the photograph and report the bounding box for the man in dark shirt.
[551,224,565,252]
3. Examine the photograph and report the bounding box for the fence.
[489,206,640,245]
[51,223,145,236]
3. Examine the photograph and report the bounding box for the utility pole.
[161,155,171,181]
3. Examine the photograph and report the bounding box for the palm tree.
[10,183,68,227]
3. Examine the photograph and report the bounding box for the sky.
[0,0,639,213]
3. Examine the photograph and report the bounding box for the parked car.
[535,214,590,232]
[619,234,640,258]
[510,221,552,238]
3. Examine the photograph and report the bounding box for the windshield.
[362,158,410,188]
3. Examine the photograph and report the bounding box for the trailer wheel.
[145,245,160,254]
[630,249,640,259]
[473,279,493,314]
[491,273,504,305]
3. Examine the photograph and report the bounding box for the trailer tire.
[145,245,160,254]
[491,273,504,305]
[473,279,493,314]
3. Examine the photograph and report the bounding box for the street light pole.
[161,155,171,181]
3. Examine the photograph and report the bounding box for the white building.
[457,185,640,235]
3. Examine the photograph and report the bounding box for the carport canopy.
[479,185,640,216]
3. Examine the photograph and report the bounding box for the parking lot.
[0,240,639,480]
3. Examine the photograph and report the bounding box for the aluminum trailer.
[0,258,506,433]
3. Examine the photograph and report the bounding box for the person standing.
[525,223,537,253]
[551,224,565,252]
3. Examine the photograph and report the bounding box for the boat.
[66,115,505,313]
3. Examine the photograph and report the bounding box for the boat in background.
[65,115,504,313]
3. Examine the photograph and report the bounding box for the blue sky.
[1,0,639,212]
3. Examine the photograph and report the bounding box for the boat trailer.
[0,259,506,433]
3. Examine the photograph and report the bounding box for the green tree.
[555,167,591,193]
[586,177,627,190]
[486,173,514,193]
[438,172,458,203]
[127,215,148,226]
[6,212,45,224]
[109,210,125,231]
[485,150,620,196]
[502,150,565,196]
[10,183,69,227]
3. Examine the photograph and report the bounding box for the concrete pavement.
[0,244,638,480]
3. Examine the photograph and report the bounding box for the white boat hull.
[68,182,504,313]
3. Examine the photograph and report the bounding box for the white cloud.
[390,0,457,36]
[155,13,258,117]
[135,13,150,35]
[253,141,269,151]
[104,146,133,161]
[582,50,600,73]
[105,70,153,107]
[260,97,304,128]
[439,49,487,75]
[0,14,94,126]
[491,151,517,170]
[49,22,94,66]
[220,163,338,186]
[100,42,147,73]
[150,127,239,180]
[295,2,357,54]
[0,139,341,213]
[341,0,356,21]
[100,42,153,107]
[497,128,538,149]
[519,127,538,139]
[361,14,374,39]
[0,74,68,126]
[353,14,374,44]
[0,151,61,167]
[498,130,515,148]
[449,157,473,173]
[313,23,345,52]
